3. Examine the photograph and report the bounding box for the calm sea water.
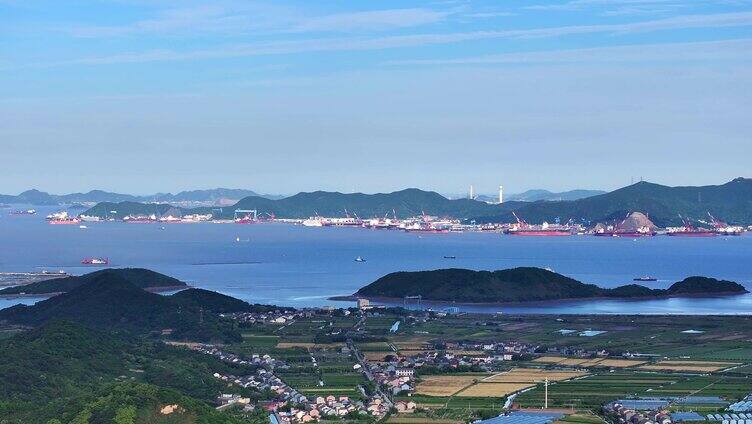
[1,207,751,314]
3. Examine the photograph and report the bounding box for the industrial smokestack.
[499,185,504,204]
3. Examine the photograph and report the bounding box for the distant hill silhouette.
[0,268,186,296]
[0,187,279,205]
[355,267,748,303]
[505,189,606,202]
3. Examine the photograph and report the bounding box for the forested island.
[354,267,749,303]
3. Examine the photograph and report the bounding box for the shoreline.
[329,291,749,307]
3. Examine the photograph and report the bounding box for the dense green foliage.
[356,267,748,303]
[0,274,241,343]
[0,321,250,422]
[0,268,186,296]
[666,276,747,295]
[170,288,252,313]
[473,177,752,226]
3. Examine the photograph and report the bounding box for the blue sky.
[1,0,751,195]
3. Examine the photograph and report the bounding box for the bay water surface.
[1,207,751,314]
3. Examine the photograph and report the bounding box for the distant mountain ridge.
[0,187,281,205]
[506,189,607,202]
[78,178,752,225]
[473,189,606,203]
[473,177,752,226]
[84,188,525,220]
[355,267,749,303]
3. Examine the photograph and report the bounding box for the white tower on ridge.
[469,185,474,200]
[499,185,504,204]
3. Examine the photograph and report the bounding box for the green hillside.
[0,273,241,343]
[170,288,252,313]
[356,268,748,303]
[473,178,752,226]
[0,268,186,296]
[0,321,250,422]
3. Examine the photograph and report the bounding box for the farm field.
[415,375,485,396]
[483,368,587,383]
[638,360,739,372]
[533,357,644,368]
[514,371,752,410]
[457,382,533,397]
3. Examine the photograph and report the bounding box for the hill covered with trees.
[0,272,242,343]
[0,268,186,296]
[355,267,748,303]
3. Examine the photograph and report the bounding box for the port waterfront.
[2,207,752,314]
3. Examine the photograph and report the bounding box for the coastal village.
[154,302,752,424]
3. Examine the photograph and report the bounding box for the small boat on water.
[634,276,658,282]
[79,225,87,229]
[81,257,109,266]
[354,256,366,262]
[443,255,456,259]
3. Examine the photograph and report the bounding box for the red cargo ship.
[594,230,655,237]
[505,213,572,236]
[49,218,81,225]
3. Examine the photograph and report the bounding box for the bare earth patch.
[457,382,534,397]
[415,375,483,397]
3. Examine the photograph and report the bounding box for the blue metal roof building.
[476,411,565,424]
[671,412,706,422]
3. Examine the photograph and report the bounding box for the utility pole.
[544,378,548,409]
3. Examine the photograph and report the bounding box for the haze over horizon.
[2,0,751,195]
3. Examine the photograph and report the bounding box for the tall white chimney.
[469,185,474,200]
[499,185,504,204]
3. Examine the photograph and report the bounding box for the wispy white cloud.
[68,5,249,37]
[65,5,453,38]
[460,11,516,18]
[288,8,451,33]
[12,11,752,69]
[384,38,752,66]
[526,0,684,12]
